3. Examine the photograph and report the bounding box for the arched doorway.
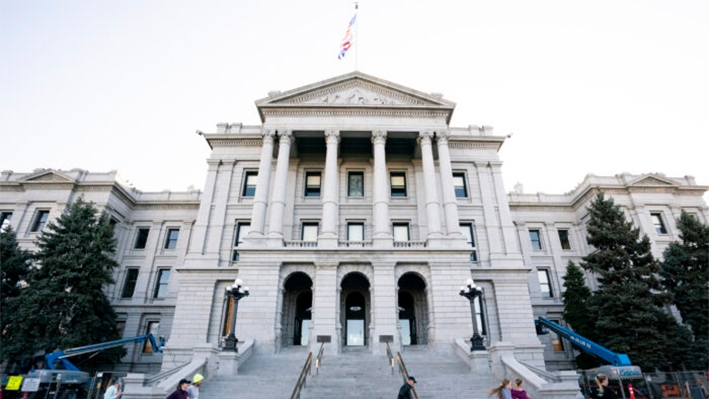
[397,272,428,345]
[282,272,313,347]
[340,272,370,347]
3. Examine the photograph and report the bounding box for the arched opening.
[397,272,428,345]
[282,272,313,347]
[340,272,371,347]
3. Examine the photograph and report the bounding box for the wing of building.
[2,72,707,375]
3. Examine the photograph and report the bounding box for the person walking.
[511,378,531,399]
[165,379,191,399]
[187,374,204,399]
[103,378,122,399]
[488,379,512,399]
[590,374,618,399]
[397,376,417,399]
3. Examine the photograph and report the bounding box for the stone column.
[206,160,236,259]
[371,130,392,246]
[418,131,443,239]
[310,264,339,355]
[476,162,502,255]
[267,130,293,241]
[436,130,463,237]
[248,129,276,236]
[319,130,340,248]
[188,159,220,255]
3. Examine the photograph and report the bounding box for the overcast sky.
[1,0,707,202]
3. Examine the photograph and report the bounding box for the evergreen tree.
[580,193,690,371]
[8,198,123,368]
[0,226,32,362]
[660,211,709,369]
[561,260,600,369]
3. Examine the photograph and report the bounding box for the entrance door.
[345,292,366,346]
[293,291,312,346]
[398,291,417,345]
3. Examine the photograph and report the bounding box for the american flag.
[338,13,357,60]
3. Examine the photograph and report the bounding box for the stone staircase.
[198,345,498,399]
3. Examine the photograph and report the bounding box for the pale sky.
[1,0,707,202]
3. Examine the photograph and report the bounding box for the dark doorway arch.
[340,272,371,347]
[397,272,428,345]
[282,272,313,347]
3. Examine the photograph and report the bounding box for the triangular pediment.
[256,72,455,123]
[20,170,75,183]
[630,175,678,187]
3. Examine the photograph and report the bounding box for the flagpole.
[354,2,359,71]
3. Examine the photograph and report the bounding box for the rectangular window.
[30,210,50,232]
[550,319,565,351]
[242,171,258,197]
[651,213,668,234]
[121,269,139,298]
[461,223,478,262]
[529,229,543,250]
[305,172,321,197]
[393,223,410,242]
[143,321,160,353]
[347,223,364,241]
[538,269,553,298]
[134,228,150,249]
[390,172,407,197]
[453,173,468,198]
[348,172,364,197]
[164,229,179,249]
[0,212,12,231]
[474,295,487,335]
[153,269,171,299]
[301,223,319,241]
[232,222,250,261]
[557,229,571,250]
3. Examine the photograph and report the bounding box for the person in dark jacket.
[590,374,618,399]
[397,376,417,399]
[165,379,191,399]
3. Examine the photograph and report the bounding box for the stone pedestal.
[470,350,491,373]
[217,351,241,376]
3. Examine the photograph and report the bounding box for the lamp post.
[459,278,485,351]
[223,278,249,351]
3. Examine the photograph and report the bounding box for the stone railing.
[337,240,374,248]
[284,240,318,248]
[393,241,427,248]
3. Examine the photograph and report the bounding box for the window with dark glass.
[390,172,407,197]
[305,172,322,197]
[134,228,150,249]
[301,223,318,241]
[121,269,139,298]
[242,172,258,197]
[453,173,468,197]
[30,210,49,232]
[529,229,543,250]
[651,213,668,234]
[232,222,250,261]
[558,229,571,250]
[474,295,487,335]
[550,319,565,351]
[393,223,410,242]
[348,172,364,197]
[143,321,160,353]
[153,269,171,298]
[538,269,553,298]
[461,223,478,262]
[0,212,12,231]
[164,229,179,249]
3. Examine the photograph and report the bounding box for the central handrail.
[385,342,395,375]
[396,352,419,399]
[315,342,325,375]
[290,352,313,399]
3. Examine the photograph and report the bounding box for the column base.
[373,236,393,248]
[317,235,339,249]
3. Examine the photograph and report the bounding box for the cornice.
[209,139,263,148]
[261,108,451,119]
[134,203,200,211]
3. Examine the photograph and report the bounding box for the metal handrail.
[290,352,313,399]
[385,342,395,375]
[315,342,325,375]
[396,352,419,399]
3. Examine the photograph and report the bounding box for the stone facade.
[1,72,707,373]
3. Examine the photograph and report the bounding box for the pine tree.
[9,198,123,367]
[561,260,600,369]
[580,193,691,371]
[0,226,32,362]
[660,211,709,369]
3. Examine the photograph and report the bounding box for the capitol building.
[2,72,707,378]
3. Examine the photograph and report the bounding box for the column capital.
[435,129,451,144]
[371,130,387,145]
[278,130,293,144]
[417,130,434,144]
[262,129,277,140]
[324,129,340,144]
